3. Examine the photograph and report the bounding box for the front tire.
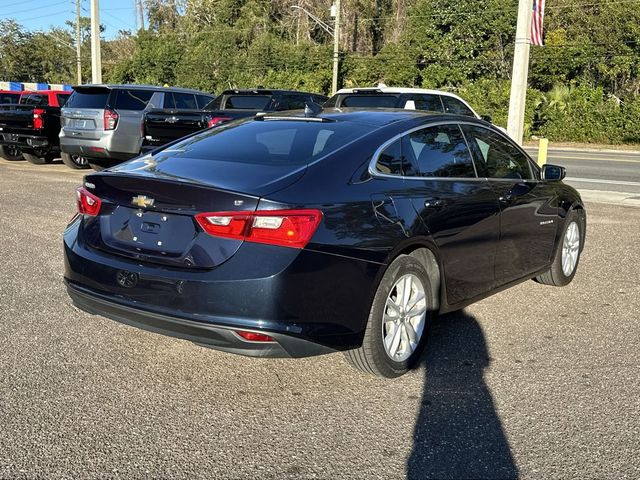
[61,152,90,169]
[0,144,23,161]
[535,210,583,287]
[345,255,435,378]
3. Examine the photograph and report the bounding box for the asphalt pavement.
[524,146,640,195]
[0,158,639,479]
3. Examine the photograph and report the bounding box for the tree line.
[2,0,639,143]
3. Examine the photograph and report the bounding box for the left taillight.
[33,108,44,130]
[76,187,101,216]
[195,209,323,249]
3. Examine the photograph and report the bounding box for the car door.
[373,123,501,306]
[461,124,558,285]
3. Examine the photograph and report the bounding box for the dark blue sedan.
[64,109,586,378]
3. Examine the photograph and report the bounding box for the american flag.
[531,0,546,46]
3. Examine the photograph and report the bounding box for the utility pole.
[506,0,533,145]
[133,0,138,31]
[90,0,102,83]
[76,0,82,84]
[331,0,341,95]
[139,0,145,31]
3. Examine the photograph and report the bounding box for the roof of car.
[259,108,487,128]
[73,84,210,95]
[220,89,328,97]
[335,87,462,96]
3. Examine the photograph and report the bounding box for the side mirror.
[481,114,492,123]
[541,164,566,181]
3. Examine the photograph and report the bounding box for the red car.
[0,90,71,163]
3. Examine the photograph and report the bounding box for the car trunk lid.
[81,174,260,269]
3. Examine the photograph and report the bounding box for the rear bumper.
[1,132,57,151]
[66,281,334,358]
[60,142,135,165]
[63,218,382,356]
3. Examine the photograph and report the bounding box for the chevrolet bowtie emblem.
[131,195,155,208]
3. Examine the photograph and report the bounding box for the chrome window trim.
[368,120,539,182]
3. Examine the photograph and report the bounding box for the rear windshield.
[0,93,20,104]
[65,89,110,109]
[224,95,271,110]
[57,94,70,107]
[157,119,372,166]
[340,94,399,108]
[20,94,48,106]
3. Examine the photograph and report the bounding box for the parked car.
[59,84,212,170]
[325,86,485,117]
[143,89,329,151]
[0,90,71,164]
[64,110,586,378]
[0,90,22,105]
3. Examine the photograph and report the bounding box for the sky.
[0,0,140,38]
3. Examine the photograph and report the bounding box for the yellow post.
[537,138,548,166]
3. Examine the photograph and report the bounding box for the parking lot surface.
[0,159,639,479]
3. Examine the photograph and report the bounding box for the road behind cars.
[0,159,638,479]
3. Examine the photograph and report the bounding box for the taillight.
[235,330,275,342]
[33,108,44,130]
[104,108,118,130]
[76,187,101,216]
[207,116,232,128]
[195,209,322,249]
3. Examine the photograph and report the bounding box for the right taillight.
[195,209,323,249]
[76,187,102,216]
[207,116,232,128]
[103,108,118,130]
[33,108,45,129]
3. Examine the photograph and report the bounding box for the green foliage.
[2,0,640,144]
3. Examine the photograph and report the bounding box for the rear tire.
[61,152,90,169]
[0,144,23,161]
[345,255,435,378]
[23,152,51,165]
[535,210,583,287]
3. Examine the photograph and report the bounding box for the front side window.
[402,124,476,178]
[441,96,475,117]
[462,125,533,180]
[173,93,197,109]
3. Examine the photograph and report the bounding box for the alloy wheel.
[72,154,88,167]
[562,221,580,277]
[382,273,427,362]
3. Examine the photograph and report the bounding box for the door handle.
[424,199,446,209]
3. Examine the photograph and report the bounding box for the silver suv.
[59,84,213,170]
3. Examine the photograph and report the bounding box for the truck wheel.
[535,210,584,287]
[345,255,435,378]
[23,152,51,165]
[61,152,90,169]
[0,145,23,161]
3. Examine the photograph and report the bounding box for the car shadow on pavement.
[407,310,519,480]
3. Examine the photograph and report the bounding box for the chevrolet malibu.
[64,109,586,378]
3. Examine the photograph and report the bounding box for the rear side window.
[113,89,154,111]
[340,95,399,108]
[441,96,475,117]
[196,94,214,109]
[56,94,70,107]
[0,93,20,104]
[164,120,372,166]
[173,93,197,109]
[376,140,404,176]
[64,89,110,109]
[224,95,271,110]
[402,124,476,178]
[462,125,532,179]
[402,94,443,112]
[20,94,48,106]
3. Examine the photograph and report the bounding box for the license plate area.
[69,119,95,130]
[104,206,196,255]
